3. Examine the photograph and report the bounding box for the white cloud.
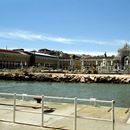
[0,31,73,44]
[41,36,73,44]
[74,39,109,45]
[0,30,129,46]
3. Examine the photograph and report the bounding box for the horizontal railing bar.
[94,99,112,103]
[78,115,112,122]
[44,96,75,100]
[0,93,14,96]
[0,93,113,103]
[0,92,114,129]
[16,94,41,98]
[14,94,75,101]
[78,98,112,103]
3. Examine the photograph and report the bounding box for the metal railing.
[0,93,115,130]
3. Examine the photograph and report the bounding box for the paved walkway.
[0,98,130,130]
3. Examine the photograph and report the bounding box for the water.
[0,80,130,107]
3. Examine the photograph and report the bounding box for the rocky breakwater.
[0,72,130,84]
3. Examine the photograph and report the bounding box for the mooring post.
[112,100,115,130]
[74,97,77,130]
[41,95,44,127]
[13,93,16,123]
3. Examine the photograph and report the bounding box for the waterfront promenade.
[0,98,130,130]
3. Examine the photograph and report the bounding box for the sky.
[0,0,130,56]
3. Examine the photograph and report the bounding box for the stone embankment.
[0,72,130,83]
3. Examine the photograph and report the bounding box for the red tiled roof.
[0,49,20,54]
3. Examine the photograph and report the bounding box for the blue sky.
[0,0,130,55]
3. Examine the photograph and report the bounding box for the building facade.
[1,43,130,74]
[79,43,130,74]
[0,49,59,69]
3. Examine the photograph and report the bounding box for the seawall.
[0,72,130,83]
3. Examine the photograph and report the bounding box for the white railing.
[0,93,115,130]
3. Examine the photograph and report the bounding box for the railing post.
[41,95,44,127]
[112,100,115,130]
[13,93,16,123]
[74,97,77,130]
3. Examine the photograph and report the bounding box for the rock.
[80,76,85,83]
[1,71,130,84]
[25,76,29,80]
[127,78,130,83]
[90,76,95,81]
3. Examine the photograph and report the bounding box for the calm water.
[0,80,130,107]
